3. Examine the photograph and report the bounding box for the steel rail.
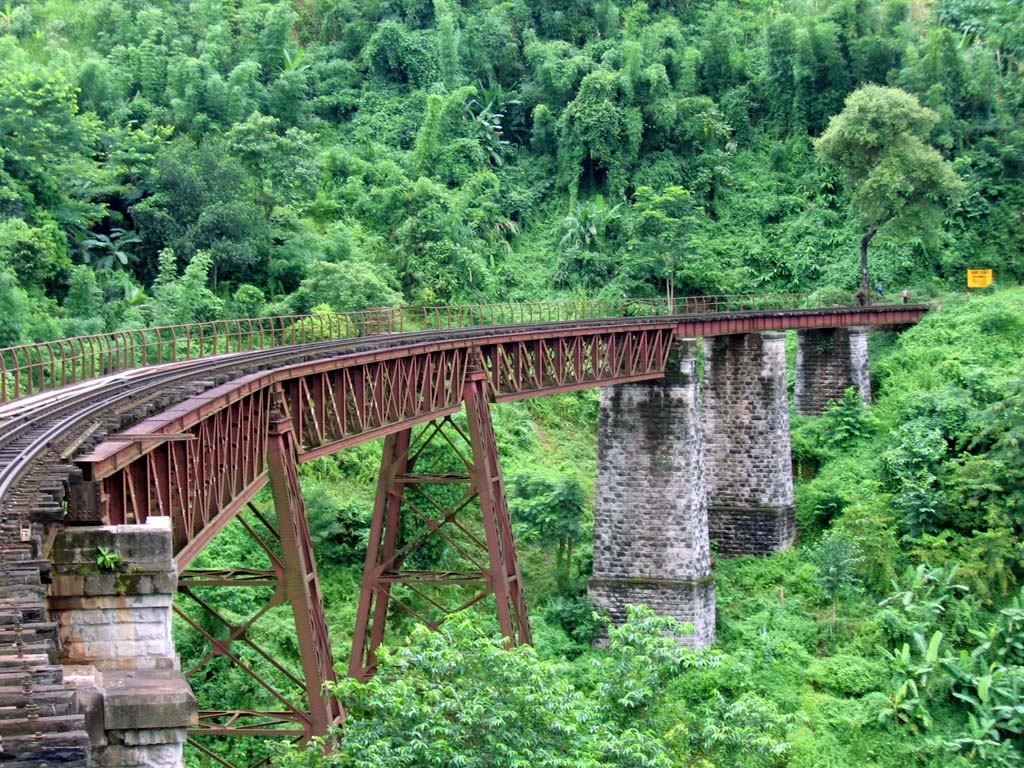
[0,313,684,506]
[0,291,892,403]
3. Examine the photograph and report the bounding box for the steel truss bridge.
[0,295,927,765]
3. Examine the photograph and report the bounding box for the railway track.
[0,316,678,765]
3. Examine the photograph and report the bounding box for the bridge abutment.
[48,518,196,768]
[702,332,795,556]
[588,340,715,647]
[794,326,871,415]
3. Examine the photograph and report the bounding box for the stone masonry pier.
[794,326,871,415]
[588,340,715,647]
[702,332,795,557]
[48,518,196,768]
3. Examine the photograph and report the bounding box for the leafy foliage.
[306,611,681,768]
[814,85,965,298]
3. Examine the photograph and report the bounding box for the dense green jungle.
[1,0,1023,765]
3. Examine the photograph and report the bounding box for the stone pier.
[702,332,795,556]
[48,518,196,768]
[588,339,715,647]
[794,326,871,415]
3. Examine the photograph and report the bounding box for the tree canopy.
[815,85,965,299]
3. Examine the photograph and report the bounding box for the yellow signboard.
[967,269,993,289]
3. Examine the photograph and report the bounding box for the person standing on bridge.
[902,289,910,304]
[856,290,867,306]
[875,281,885,300]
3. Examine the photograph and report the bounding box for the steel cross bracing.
[174,395,340,765]
[349,369,530,681]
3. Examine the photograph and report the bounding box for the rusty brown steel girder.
[76,324,678,546]
[348,369,530,680]
[266,392,341,735]
[671,305,928,337]
[172,396,340,764]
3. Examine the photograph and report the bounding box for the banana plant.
[81,228,141,271]
[877,630,946,730]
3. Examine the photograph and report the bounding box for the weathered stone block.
[707,505,796,557]
[96,742,184,768]
[51,521,173,574]
[62,666,194,768]
[118,728,187,747]
[102,670,197,731]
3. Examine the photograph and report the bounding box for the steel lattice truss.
[78,326,676,542]
[349,371,530,680]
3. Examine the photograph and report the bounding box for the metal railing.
[0,291,890,403]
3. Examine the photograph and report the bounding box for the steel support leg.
[348,429,410,680]
[349,368,530,680]
[267,392,342,735]
[462,370,531,646]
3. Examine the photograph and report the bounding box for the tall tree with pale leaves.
[814,85,964,302]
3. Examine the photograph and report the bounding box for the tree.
[433,0,460,87]
[626,186,699,311]
[809,531,864,632]
[229,284,266,318]
[62,265,105,336]
[814,85,964,302]
[664,692,791,768]
[0,217,70,291]
[0,269,28,347]
[290,260,402,314]
[511,470,587,592]
[149,249,224,325]
[289,615,674,768]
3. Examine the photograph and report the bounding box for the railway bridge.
[0,296,927,767]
